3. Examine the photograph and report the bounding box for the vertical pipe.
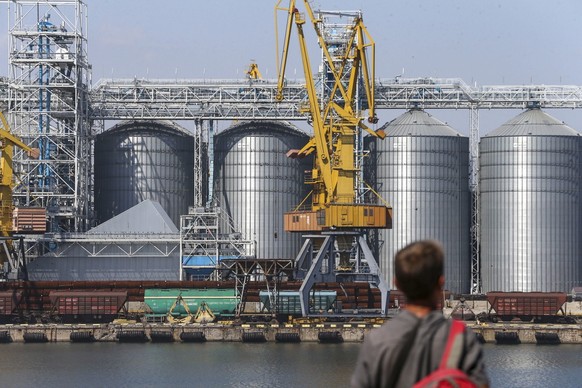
[207,120,214,205]
[193,119,203,207]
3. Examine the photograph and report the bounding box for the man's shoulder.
[384,310,420,329]
[371,311,448,340]
[368,311,423,342]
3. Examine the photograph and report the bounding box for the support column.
[296,232,389,317]
[194,119,203,207]
[207,120,215,205]
[469,105,481,294]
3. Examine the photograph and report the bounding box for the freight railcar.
[143,288,239,321]
[259,290,337,318]
[484,292,574,323]
[0,291,23,323]
[49,291,128,323]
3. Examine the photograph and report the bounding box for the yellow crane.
[275,1,391,316]
[246,62,263,80]
[0,111,39,277]
[275,0,392,232]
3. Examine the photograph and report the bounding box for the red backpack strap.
[439,320,466,370]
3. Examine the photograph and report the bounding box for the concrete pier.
[0,321,581,344]
[468,322,582,344]
[0,322,373,343]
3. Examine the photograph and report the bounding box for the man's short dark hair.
[394,240,444,302]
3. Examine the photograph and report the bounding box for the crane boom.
[275,1,392,232]
[275,1,295,101]
[0,111,39,276]
[0,112,39,235]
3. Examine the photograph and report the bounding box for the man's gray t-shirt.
[351,310,488,388]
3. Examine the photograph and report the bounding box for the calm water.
[0,342,580,388]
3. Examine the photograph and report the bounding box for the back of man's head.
[394,240,444,303]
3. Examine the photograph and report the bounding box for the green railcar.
[259,290,337,315]
[144,288,239,319]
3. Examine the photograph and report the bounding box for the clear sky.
[2,0,582,134]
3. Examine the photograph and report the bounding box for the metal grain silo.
[480,108,582,292]
[368,109,471,293]
[94,120,195,227]
[214,121,310,260]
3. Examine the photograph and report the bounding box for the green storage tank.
[144,288,239,318]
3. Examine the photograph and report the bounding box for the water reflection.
[483,344,582,388]
[0,342,580,388]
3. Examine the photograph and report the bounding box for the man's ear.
[394,278,400,290]
[438,275,445,288]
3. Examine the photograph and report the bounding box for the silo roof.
[218,120,307,137]
[101,120,192,137]
[484,108,580,137]
[380,109,464,137]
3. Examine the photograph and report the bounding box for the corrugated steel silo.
[369,109,471,293]
[214,121,310,259]
[94,120,195,227]
[480,108,582,292]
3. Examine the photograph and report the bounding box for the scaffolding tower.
[7,0,91,232]
[179,206,255,281]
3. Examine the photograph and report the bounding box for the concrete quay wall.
[468,322,582,344]
[1,322,581,344]
[0,322,372,343]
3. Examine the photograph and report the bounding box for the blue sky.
[2,0,582,134]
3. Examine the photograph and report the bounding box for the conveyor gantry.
[2,77,582,120]
[79,77,582,120]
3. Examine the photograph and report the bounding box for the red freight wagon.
[13,207,47,233]
[487,292,568,322]
[0,291,23,317]
[49,291,127,322]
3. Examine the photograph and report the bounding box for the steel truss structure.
[179,206,254,281]
[221,258,295,316]
[469,106,481,294]
[31,234,179,258]
[89,78,306,121]
[86,77,582,120]
[4,76,582,119]
[6,0,90,233]
[294,232,389,316]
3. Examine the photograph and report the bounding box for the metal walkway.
[84,77,582,120]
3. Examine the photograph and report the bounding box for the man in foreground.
[351,240,489,388]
